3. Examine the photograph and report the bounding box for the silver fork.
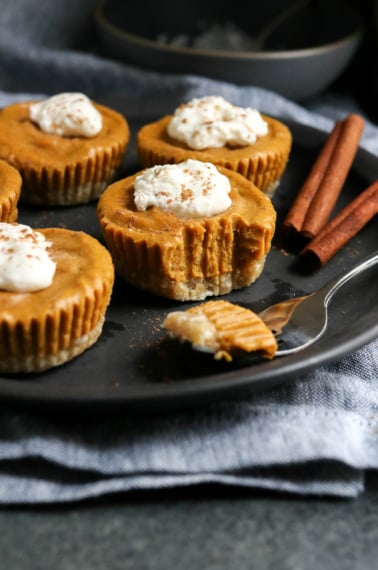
[258,251,378,356]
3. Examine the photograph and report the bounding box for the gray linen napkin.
[0,338,377,503]
[0,0,377,504]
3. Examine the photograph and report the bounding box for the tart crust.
[0,159,22,222]
[163,299,278,361]
[0,101,130,205]
[137,114,292,196]
[0,228,115,373]
[97,166,276,301]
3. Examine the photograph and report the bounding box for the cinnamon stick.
[282,119,343,234]
[301,114,365,239]
[282,114,365,243]
[300,181,378,266]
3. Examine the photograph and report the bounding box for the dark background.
[338,0,378,121]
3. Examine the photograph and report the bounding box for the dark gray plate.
[0,120,377,413]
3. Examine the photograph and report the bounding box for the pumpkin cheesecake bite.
[0,92,130,206]
[97,159,276,301]
[136,95,292,197]
[0,159,22,222]
[163,300,278,361]
[0,222,114,373]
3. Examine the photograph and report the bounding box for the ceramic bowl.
[94,0,363,101]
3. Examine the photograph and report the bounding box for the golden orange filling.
[163,300,278,361]
[0,159,22,222]
[0,101,130,205]
[137,114,292,195]
[0,227,115,372]
[97,166,276,301]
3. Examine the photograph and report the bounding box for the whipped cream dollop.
[29,92,103,137]
[0,223,56,292]
[167,95,268,150]
[134,159,232,218]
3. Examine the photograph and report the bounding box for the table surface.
[1,474,378,569]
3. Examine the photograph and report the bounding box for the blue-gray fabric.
[0,0,377,504]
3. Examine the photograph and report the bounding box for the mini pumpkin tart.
[136,95,292,197]
[0,159,22,222]
[163,300,278,361]
[0,223,114,373]
[0,92,130,206]
[97,159,276,301]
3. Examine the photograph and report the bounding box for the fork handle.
[323,250,378,306]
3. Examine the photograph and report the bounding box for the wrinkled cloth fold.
[1,338,377,503]
[0,0,377,504]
